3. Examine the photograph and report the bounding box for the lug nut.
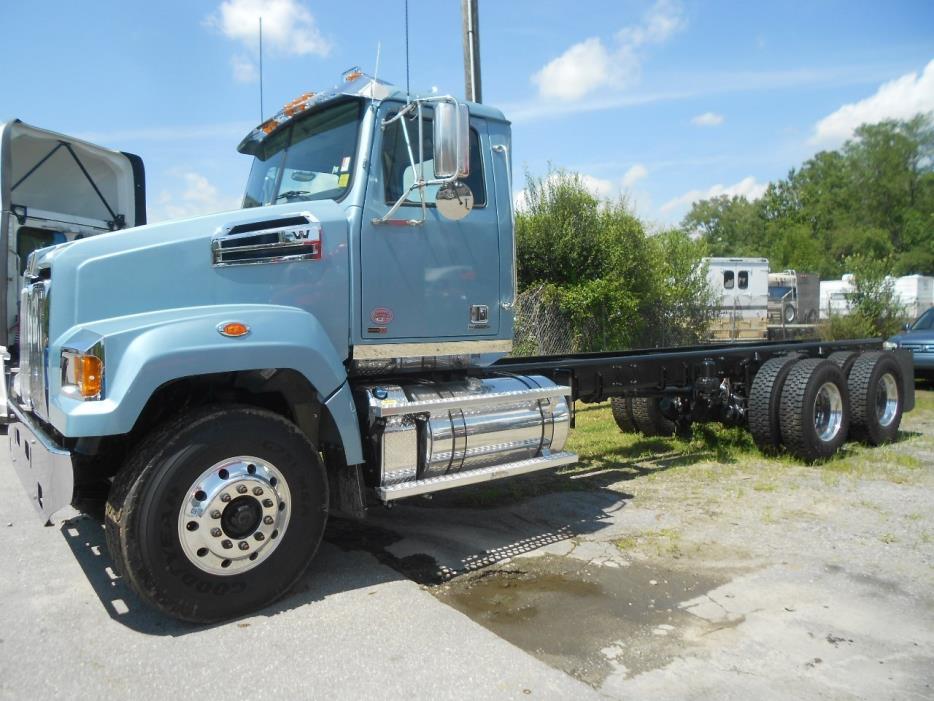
[254,532,265,541]
[263,515,274,525]
[210,509,221,519]
[211,527,222,537]
[221,539,232,549]
[237,485,248,494]
[238,541,250,551]
[262,499,274,508]
[220,494,231,503]
[253,486,264,496]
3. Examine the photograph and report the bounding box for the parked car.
[886,307,934,380]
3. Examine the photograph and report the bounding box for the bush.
[515,169,715,352]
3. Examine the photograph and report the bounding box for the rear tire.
[105,404,328,623]
[748,354,800,453]
[848,352,903,445]
[826,351,858,376]
[630,397,677,437]
[610,397,637,433]
[779,359,850,462]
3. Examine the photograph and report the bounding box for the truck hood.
[44,201,352,347]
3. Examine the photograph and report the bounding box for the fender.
[46,304,364,464]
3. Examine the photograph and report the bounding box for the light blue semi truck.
[4,72,915,622]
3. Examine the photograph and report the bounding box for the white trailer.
[704,257,769,340]
[893,275,934,320]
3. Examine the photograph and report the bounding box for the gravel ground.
[1,389,931,699]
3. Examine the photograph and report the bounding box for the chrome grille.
[19,278,51,420]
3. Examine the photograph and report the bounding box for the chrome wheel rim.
[813,382,844,443]
[178,456,291,576]
[875,372,899,428]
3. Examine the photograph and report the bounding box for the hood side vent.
[212,213,322,267]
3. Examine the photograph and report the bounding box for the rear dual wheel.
[847,352,903,445]
[612,396,677,436]
[779,359,850,462]
[748,353,801,453]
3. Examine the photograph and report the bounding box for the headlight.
[61,345,104,400]
[882,340,898,350]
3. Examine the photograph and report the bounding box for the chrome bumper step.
[375,450,578,501]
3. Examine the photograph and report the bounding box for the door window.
[738,270,748,289]
[382,112,486,206]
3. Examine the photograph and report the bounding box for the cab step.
[375,450,579,501]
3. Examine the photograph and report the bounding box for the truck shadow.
[58,470,643,636]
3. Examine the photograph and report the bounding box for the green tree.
[682,113,934,281]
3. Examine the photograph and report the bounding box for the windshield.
[911,307,934,331]
[769,285,793,299]
[243,100,362,208]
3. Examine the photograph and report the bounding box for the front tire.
[105,405,328,623]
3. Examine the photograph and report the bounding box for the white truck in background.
[820,274,934,320]
[705,257,769,341]
[0,120,146,418]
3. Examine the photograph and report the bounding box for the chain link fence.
[511,284,715,357]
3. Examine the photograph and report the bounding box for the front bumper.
[8,401,74,521]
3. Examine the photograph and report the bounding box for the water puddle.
[433,554,734,686]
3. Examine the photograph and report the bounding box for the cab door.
[358,102,500,340]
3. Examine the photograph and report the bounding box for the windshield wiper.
[275,190,313,201]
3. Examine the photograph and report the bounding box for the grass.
[566,387,932,489]
[438,387,932,509]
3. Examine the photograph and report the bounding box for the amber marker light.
[218,322,251,338]
[62,349,104,399]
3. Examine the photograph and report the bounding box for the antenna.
[259,16,264,121]
[374,40,382,83]
[404,0,410,99]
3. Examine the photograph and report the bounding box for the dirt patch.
[435,554,736,686]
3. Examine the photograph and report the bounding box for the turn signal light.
[62,350,104,399]
[218,322,250,338]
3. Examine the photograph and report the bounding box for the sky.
[2,0,933,227]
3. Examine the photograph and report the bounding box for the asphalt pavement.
[0,441,597,701]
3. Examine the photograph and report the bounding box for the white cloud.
[532,38,629,101]
[691,111,724,127]
[231,53,259,83]
[622,163,648,188]
[151,171,241,223]
[206,0,331,81]
[811,59,934,145]
[531,0,685,100]
[660,176,767,215]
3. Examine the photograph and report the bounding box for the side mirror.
[902,322,911,332]
[433,101,470,179]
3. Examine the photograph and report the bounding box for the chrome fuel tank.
[358,374,572,489]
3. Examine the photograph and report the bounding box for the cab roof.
[237,69,508,156]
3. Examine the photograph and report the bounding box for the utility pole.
[461,0,482,103]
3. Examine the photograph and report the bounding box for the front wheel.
[105,405,328,623]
